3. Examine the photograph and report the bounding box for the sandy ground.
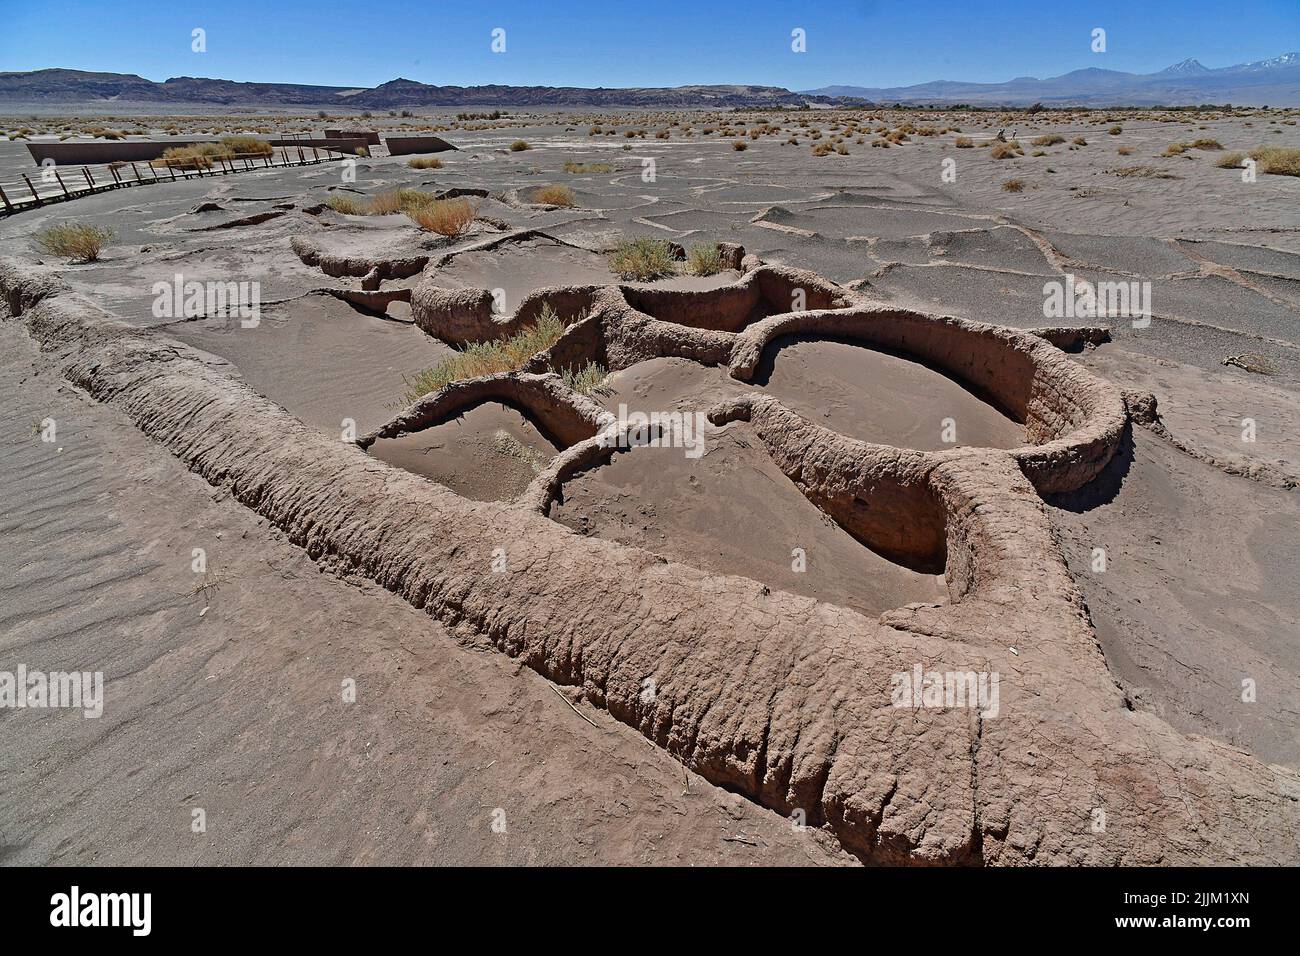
[2,108,1299,863]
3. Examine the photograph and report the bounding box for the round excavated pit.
[367,402,564,502]
[751,335,1023,451]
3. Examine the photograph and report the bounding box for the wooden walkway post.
[82,167,95,189]
[0,184,13,214]
[130,163,143,183]
[22,174,42,206]
[53,169,71,198]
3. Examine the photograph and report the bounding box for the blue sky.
[3,0,1297,90]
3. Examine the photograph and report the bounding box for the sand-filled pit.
[169,294,453,436]
[551,421,947,615]
[368,401,563,501]
[751,335,1024,450]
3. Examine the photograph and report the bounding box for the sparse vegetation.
[1163,142,1188,156]
[1108,125,1123,135]
[608,237,677,281]
[1030,134,1065,147]
[562,361,612,396]
[732,140,748,151]
[1002,179,1025,192]
[399,305,577,404]
[532,184,576,207]
[407,156,443,169]
[1190,138,1224,150]
[563,161,614,174]
[686,243,726,276]
[509,139,531,151]
[406,197,479,236]
[990,141,1023,159]
[34,223,113,262]
[954,136,974,148]
[1215,151,1246,168]
[1250,146,1300,176]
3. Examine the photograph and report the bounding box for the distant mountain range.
[2,54,1298,110]
[803,53,1300,107]
[0,70,818,109]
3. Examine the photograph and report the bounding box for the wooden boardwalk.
[0,146,348,218]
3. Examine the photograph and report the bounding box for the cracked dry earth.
[1,115,1298,865]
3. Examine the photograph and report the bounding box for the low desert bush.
[1215,151,1246,168]
[1250,146,1300,176]
[408,156,443,169]
[562,361,611,396]
[1108,125,1123,135]
[1072,136,1087,146]
[1002,179,1025,192]
[954,136,974,148]
[532,184,576,207]
[990,141,1023,159]
[509,139,531,151]
[608,236,676,281]
[1190,138,1223,150]
[686,243,726,276]
[406,197,478,236]
[563,161,614,173]
[34,223,113,262]
[1163,142,1188,156]
[732,140,748,151]
[399,305,575,404]
[1030,134,1065,147]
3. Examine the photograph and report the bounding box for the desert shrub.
[1215,151,1246,168]
[811,141,835,156]
[532,184,576,207]
[732,140,748,151]
[686,243,725,276]
[34,223,113,262]
[508,139,531,151]
[990,141,1023,159]
[1117,145,1134,155]
[219,135,272,157]
[406,197,478,236]
[1002,179,1025,192]
[155,143,223,169]
[607,237,676,281]
[1030,134,1065,146]
[408,156,443,169]
[1108,125,1123,135]
[562,361,611,396]
[399,305,574,404]
[1250,146,1300,176]
[563,161,613,173]
[1163,142,1188,156]
[1190,138,1223,150]
[1072,136,1087,146]
[954,136,974,148]
[326,194,366,215]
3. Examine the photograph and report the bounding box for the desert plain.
[1,106,1298,865]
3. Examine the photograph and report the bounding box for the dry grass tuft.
[509,139,531,151]
[34,223,113,262]
[563,161,614,174]
[406,197,479,236]
[408,156,443,169]
[954,136,974,148]
[608,237,677,281]
[1215,151,1246,168]
[990,141,1023,159]
[532,184,577,207]
[732,140,749,151]
[686,243,726,276]
[1250,146,1300,176]
[1002,179,1026,192]
[1030,134,1065,147]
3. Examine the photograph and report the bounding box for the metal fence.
[0,145,349,218]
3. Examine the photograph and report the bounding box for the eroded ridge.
[3,256,1296,866]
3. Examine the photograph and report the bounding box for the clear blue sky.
[3,0,1297,90]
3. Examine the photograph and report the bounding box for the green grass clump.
[562,362,612,395]
[607,237,677,281]
[398,305,575,405]
[686,243,726,276]
[34,223,113,262]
